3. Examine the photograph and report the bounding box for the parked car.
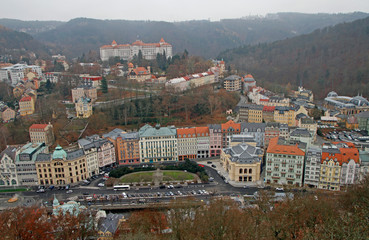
[98,183,105,187]
[276,187,284,192]
[49,185,55,190]
[207,161,212,164]
[36,189,45,193]
[66,190,73,194]
[211,164,216,168]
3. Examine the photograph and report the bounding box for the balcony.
[272,176,280,179]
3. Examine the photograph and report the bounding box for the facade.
[274,106,296,127]
[36,146,88,185]
[78,136,116,168]
[139,124,178,163]
[75,97,93,118]
[262,106,275,122]
[359,150,369,181]
[0,63,42,86]
[224,75,242,91]
[221,143,262,182]
[100,38,172,61]
[72,86,97,103]
[29,123,55,146]
[265,137,306,186]
[324,91,369,115]
[208,124,222,157]
[264,122,280,146]
[339,142,360,186]
[243,74,256,93]
[82,144,99,177]
[177,128,197,161]
[304,147,322,187]
[15,142,48,186]
[248,105,264,123]
[195,127,210,158]
[0,104,15,122]
[0,146,20,186]
[238,103,250,122]
[115,132,140,165]
[318,144,342,191]
[221,120,241,148]
[299,117,318,141]
[240,122,266,147]
[19,96,35,116]
[81,75,103,88]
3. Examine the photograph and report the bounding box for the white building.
[177,128,197,161]
[304,147,321,188]
[0,64,42,86]
[0,146,20,186]
[82,144,99,177]
[100,38,172,62]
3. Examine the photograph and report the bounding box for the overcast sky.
[1,0,369,22]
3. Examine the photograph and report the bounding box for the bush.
[109,167,155,178]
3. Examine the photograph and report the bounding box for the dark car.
[83,192,89,195]
[207,161,212,164]
[211,164,216,168]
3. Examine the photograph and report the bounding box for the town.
[1,29,369,238]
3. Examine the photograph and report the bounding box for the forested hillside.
[0,25,51,60]
[0,18,63,35]
[18,12,368,58]
[219,17,369,99]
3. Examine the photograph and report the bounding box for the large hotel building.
[100,38,172,61]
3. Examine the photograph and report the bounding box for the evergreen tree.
[101,77,108,93]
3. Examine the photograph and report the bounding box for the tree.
[101,77,108,94]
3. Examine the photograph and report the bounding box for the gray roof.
[301,118,315,124]
[248,104,264,110]
[36,153,52,162]
[82,139,112,151]
[102,128,126,139]
[0,146,19,162]
[241,122,266,132]
[224,143,262,164]
[356,111,369,119]
[359,150,369,165]
[224,75,241,81]
[231,134,256,143]
[266,122,280,128]
[98,213,125,234]
[67,149,84,161]
[139,124,176,137]
[208,124,221,130]
[296,113,308,120]
[290,128,312,137]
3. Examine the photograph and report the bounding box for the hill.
[0,18,63,35]
[26,12,369,58]
[218,16,369,99]
[0,25,51,61]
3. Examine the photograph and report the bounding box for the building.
[36,145,88,185]
[339,142,360,186]
[106,132,140,166]
[265,137,306,186]
[304,147,322,188]
[0,63,42,86]
[139,124,178,163]
[19,96,35,116]
[223,75,242,91]
[240,122,266,148]
[294,86,314,102]
[82,144,99,177]
[289,128,313,149]
[100,38,172,61]
[221,120,241,148]
[0,105,15,122]
[356,111,369,132]
[359,150,369,181]
[238,103,250,122]
[127,63,152,82]
[230,134,257,147]
[81,75,103,88]
[264,122,280,146]
[221,143,262,182]
[72,86,97,103]
[177,128,197,161]
[243,74,256,93]
[165,71,215,92]
[324,91,369,115]
[208,124,222,157]
[274,106,296,127]
[0,146,20,186]
[15,142,48,186]
[195,127,210,158]
[29,123,55,146]
[262,106,275,122]
[319,143,342,191]
[248,105,264,123]
[78,136,116,169]
[299,117,317,141]
[75,97,93,118]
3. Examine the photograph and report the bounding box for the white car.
[66,190,73,194]
[276,187,284,191]
[98,183,105,187]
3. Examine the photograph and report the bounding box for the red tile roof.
[263,106,275,112]
[29,124,49,130]
[177,128,196,138]
[221,120,240,132]
[267,137,305,156]
[195,127,209,136]
[20,96,32,102]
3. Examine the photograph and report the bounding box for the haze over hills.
[218,16,369,98]
[1,12,367,59]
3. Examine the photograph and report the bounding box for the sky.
[1,0,369,22]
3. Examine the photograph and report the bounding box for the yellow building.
[75,97,93,118]
[36,146,88,185]
[248,105,263,123]
[19,96,35,116]
[220,143,262,182]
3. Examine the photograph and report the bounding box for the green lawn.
[120,171,154,183]
[0,188,28,193]
[162,171,195,181]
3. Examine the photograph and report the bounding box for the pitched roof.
[29,124,49,130]
[139,124,176,137]
[195,126,209,136]
[20,96,32,102]
[177,128,196,138]
[221,120,240,132]
[267,137,305,156]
